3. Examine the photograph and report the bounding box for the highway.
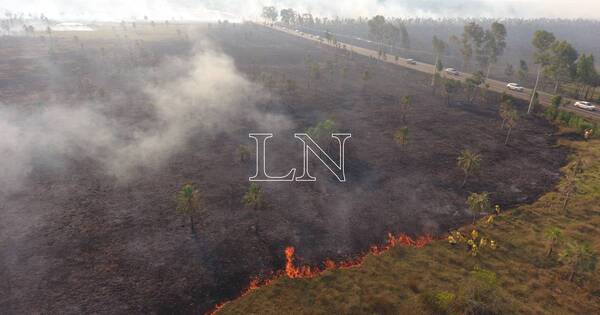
[267,24,600,122]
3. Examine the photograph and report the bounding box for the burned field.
[0,23,567,314]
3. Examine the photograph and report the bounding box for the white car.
[506,83,524,92]
[406,58,417,65]
[574,101,597,111]
[445,68,460,76]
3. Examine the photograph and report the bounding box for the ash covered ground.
[0,23,567,313]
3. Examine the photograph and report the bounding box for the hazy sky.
[2,0,600,21]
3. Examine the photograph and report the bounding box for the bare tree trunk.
[504,127,513,145]
[568,268,576,282]
[562,190,571,212]
[190,215,196,236]
[554,78,560,94]
[486,63,492,81]
[528,65,542,114]
[461,171,469,188]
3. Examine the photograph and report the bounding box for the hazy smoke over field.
[0,43,287,194]
[2,0,600,20]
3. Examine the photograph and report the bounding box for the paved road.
[267,24,600,122]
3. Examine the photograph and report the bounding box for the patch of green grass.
[219,138,600,314]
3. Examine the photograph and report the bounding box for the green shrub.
[453,269,511,315]
[470,268,498,286]
[421,290,456,314]
[578,121,594,133]
[556,110,573,125]
[568,116,583,130]
[551,95,562,108]
[544,106,558,120]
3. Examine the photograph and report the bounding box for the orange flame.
[284,233,433,279]
[207,232,434,314]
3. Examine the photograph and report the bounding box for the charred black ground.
[0,23,568,314]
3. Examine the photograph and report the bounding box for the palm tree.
[559,242,598,282]
[545,227,563,257]
[176,183,201,236]
[466,192,491,225]
[306,119,336,145]
[243,183,264,238]
[457,150,482,188]
[242,183,263,210]
[503,109,519,145]
[499,100,513,129]
[394,127,409,148]
[400,95,412,123]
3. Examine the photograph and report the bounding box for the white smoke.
[2,0,600,21]
[0,44,290,194]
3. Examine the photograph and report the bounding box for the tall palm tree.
[466,192,490,225]
[400,95,412,123]
[545,227,563,257]
[176,183,201,236]
[457,149,482,188]
[504,109,519,145]
[499,100,512,129]
[243,183,264,238]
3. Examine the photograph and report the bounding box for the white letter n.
[294,133,351,182]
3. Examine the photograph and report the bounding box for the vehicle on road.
[406,59,417,65]
[574,101,597,111]
[445,68,459,76]
[506,83,524,92]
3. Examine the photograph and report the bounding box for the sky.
[1,0,600,21]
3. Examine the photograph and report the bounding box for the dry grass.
[218,136,600,314]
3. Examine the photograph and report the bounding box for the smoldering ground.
[0,39,291,196]
[0,23,569,314]
[0,29,295,312]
